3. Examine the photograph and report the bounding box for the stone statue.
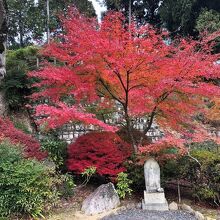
[144,158,161,192]
[142,158,168,211]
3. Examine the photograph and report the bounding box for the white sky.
[89,0,107,22]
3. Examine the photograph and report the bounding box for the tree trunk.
[0,0,7,116]
[128,0,132,27]
[18,9,24,47]
[46,0,50,44]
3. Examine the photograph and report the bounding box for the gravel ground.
[101,209,197,220]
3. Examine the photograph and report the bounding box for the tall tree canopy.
[104,0,220,36]
[7,0,96,47]
[103,0,161,25]
[30,10,220,153]
[159,0,220,36]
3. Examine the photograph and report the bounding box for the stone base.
[142,191,168,211]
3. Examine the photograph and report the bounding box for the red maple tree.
[29,9,220,153]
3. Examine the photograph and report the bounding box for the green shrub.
[124,154,145,190]
[161,142,220,206]
[11,117,31,134]
[0,140,60,218]
[116,172,133,199]
[40,136,67,171]
[58,173,75,197]
[189,149,220,205]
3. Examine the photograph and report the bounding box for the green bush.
[189,149,220,205]
[40,135,67,171]
[57,173,76,198]
[124,154,145,190]
[161,141,220,206]
[0,140,60,218]
[116,172,133,199]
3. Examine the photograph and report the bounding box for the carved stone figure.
[142,158,168,211]
[144,158,161,192]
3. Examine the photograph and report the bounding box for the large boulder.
[81,182,120,215]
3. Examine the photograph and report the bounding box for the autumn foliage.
[29,8,220,154]
[67,132,132,178]
[0,117,46,160]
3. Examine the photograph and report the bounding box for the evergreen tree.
[159,0,220,36]
[103,0,161,25]
[7,0,96,48]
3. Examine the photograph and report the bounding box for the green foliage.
[80,166,97,186]
[40,136,67,171]
[116,172,133,199]
[56,173,76,198]
[124,154,145,189]
[10,117,31,134]
[162,141,220,206]
[82,166,97,177]
[7,0,96,47]
[159,0,220,36]
[0,140,60,218]
[159,0,197,35]
[189,140,219,152]
[189,149,220,205]
[104,0,161,25]
[196,8,220,33]
[1,46,39,111]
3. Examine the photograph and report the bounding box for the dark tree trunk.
[0,0,7,115]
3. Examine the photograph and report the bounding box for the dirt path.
[48,208,120,220]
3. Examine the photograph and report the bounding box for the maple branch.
[128,59,145,73]
[142,90,172,136]
[103,58,127,93]
[124,70,137,152]
[143,106,157,135]
[128,84,146,92]
[98,78,125,107]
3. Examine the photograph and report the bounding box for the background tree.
[103,0,220,36]
[196,8,220,34]
[7,0,96,48]
[103,0,161,25]
[30,10,220,153]
[159,0,220,36]
[1,46,39,111]
[7,0,37,47]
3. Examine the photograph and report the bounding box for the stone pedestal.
[142,190,168,211]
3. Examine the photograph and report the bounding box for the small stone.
[81,182,120,215]
[194,211,205,220]
[181,203,194,214]
[126,203,136,209]
[169,201,178,211]
[118,206,126,211]
[136,202,142,209]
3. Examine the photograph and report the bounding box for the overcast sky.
[89,0,107,22]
